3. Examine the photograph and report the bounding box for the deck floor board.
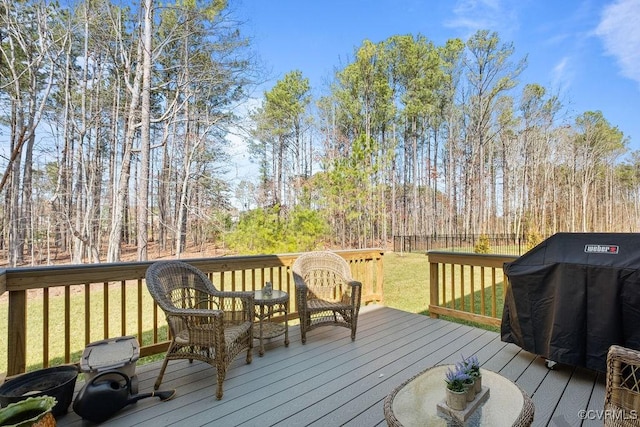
[56,305,605,426]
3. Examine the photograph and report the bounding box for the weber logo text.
[584,244,619,254]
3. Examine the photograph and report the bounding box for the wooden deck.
[57,305,606,427]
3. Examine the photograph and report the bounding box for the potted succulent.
[461,354,482,393]
[444,367,470,411]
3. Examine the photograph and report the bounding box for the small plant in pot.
[444,367,471,411]
[461,354,482,393]
[456,361,476,402]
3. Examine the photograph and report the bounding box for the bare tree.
[106,4,144,262]
[137,0,153,261]
[0,0,61,265]
[461,30,526,235]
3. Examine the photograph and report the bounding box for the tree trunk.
[137,0,153,261]
[107,40,144,262]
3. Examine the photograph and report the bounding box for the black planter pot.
[0,365,79,417]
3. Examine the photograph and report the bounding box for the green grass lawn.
[0,285,169,374]
[382,252,430,315]
[382,251,503,332]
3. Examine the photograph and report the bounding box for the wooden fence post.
[8,290,27,375]
[429,260,439,319]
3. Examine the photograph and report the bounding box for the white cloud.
[551,56,577,98]
[445,0,519,37]
[595,0,640,86]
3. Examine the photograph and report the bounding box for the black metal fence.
[393,234,536,256]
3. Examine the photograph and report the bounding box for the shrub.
[226,205,328,254]
[474,234,491,254]
[525,230,543,252]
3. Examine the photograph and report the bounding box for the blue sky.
[234,0,640,152]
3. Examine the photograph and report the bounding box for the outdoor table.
[253,289,289,356]
[383,365,534,426]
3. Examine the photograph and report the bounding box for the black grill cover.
[501,232,640,372]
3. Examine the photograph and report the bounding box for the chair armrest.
[164,307,224,318]
[345,280,362,307]
[211,290,255,301]
[347,280,362,288]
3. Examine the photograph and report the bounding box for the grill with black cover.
[501,232,640,372]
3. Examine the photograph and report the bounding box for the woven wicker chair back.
[605,345,640,426]
[146,261,218,312]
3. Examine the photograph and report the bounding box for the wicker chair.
[605,345,640,426]
[145,260,254,400]
[291,251,362,344]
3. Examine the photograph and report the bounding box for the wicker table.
[253,289,289,356]
[383,365,534,427]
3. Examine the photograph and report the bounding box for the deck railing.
[0,249,384,377]
[427,251,518,327]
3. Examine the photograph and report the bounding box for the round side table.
[253,289,290,356]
